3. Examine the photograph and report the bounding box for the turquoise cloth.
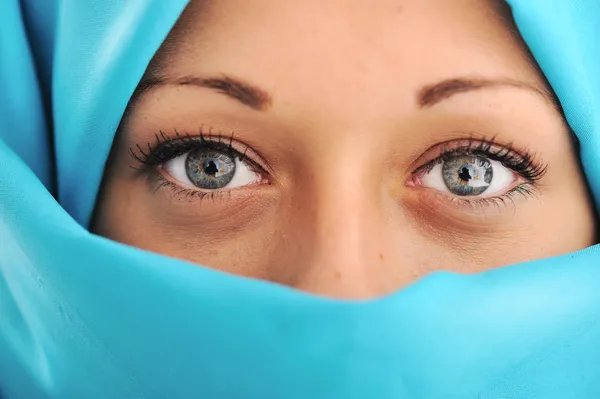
[1,0,599,398]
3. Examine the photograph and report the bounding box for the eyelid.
[129,130,273,176]
[408,137,498,173]
[159,153,265,192]
[410,159,523,199]
[408,136,545,182]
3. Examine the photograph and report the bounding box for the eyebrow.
[134,74,557,112]
[135,74,273,111]
[417,77,558,109]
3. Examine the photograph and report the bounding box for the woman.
[92,0,596,297]
[1,0,600,398]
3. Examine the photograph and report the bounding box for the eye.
[163,147,262,190]
[419,155,518,197]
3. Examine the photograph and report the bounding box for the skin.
[92,0,596,299]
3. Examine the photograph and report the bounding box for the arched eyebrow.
[134,74,273,111]
[133,74,558,112]
[417,77,558,109]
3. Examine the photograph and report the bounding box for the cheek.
[92,176,284,276]
[91,142,596,293]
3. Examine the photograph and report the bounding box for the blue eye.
[442,155,493,196]
[164,147,261,191]
[185,148,237,189]
[421,155,517,197]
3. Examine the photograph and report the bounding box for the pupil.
[204,160,219,176]
[458,167,472,182]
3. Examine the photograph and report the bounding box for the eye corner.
[405,173,420,188]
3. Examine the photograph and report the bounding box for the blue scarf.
[1,0,599,398]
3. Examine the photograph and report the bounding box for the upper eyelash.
[412,136,548,183]
[131,133,545,207]
[128,129,266,174]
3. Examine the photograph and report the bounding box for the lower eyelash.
[138,132,544,209]
[408,136,546,211]
[449,183,539,212]
[152,172,233,203]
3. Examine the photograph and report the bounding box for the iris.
[442,155,493,196]
[185,148,236,189]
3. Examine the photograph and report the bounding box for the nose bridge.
[318,177,372,259]
[290,146,388,299]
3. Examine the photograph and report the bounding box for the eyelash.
[129,129,268,201]
[411,136,547,209]
[130,131,547,208]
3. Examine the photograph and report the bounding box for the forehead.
[155,0,520,63]
[147,0,541,115]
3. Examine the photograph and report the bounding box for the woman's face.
[93,0,596,298]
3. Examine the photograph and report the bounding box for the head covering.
[1,0,600,397]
